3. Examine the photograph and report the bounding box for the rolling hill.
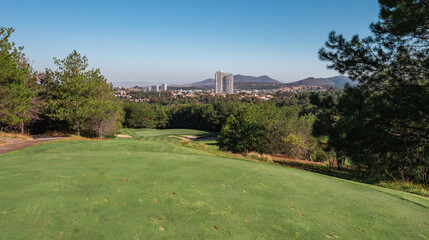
[287,76,357,89]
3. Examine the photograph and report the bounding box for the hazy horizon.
[1,0,379,84]
[110,73,349,88]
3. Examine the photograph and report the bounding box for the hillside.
[0,128,427,239]
[287,76,357,89]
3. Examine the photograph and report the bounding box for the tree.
[86,70,123,139]
[315,0,428,183]
[0,26,40,133]
[48,50,123,138]
[218,104,272,153]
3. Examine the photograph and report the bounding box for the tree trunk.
[21,122,24,134]
[77,123,80,136]
[337,158,341,171]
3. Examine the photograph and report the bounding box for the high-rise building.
[161,83,167,91]
[215,71,234,94]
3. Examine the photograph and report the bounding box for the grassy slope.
[0,129,428,239]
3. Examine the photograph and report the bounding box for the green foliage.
[0,26,40,133]
[218,103,322,159]
[316,1,429,183]
[123,101,238,132]
[218,104,273,153]
[123,102,168,128]
[378,0,428,39]
[47,50,123,138]
[168,104,218,131]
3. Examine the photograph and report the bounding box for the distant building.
[161,83,167,91]
[152,85,160,92]
[215,71,234,94]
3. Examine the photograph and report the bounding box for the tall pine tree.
[313,0,428,184]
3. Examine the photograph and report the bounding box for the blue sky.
[1,0,379,84]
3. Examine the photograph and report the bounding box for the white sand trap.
[169,135,189,141]
[169,135,217,141]
[182,135,199,139]
[117,134,132,138]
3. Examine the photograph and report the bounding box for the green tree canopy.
[47,50,123,138]
[0,26,39,133]
[315,0,428,183]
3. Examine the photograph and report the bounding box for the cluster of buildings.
[146,83,168,92]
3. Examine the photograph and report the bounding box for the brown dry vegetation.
[0,132,32,140]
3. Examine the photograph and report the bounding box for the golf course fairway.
[0,129,428,239]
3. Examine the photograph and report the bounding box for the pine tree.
[0,27,40,133]
[314,0,428,183]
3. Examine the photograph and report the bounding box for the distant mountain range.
[113,75,357,90]
[177,74,281,87]
[175,75,356,89]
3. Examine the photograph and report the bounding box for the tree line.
[0,27,122,138]
[123,97,331,162]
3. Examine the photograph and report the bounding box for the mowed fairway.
[0,129,428,239]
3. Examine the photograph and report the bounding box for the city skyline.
[1,0,379,84]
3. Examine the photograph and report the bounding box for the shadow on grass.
[195,132,218,138]
[273,160,382,184]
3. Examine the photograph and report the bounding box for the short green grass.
[0,129,428,239]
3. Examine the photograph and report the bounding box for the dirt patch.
[117,134,132,138]
[0,136,65,154]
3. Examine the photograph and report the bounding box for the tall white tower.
[215,71,234,94]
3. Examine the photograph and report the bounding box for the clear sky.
[1,0,379,84]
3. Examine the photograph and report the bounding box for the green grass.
[0,129,428,239]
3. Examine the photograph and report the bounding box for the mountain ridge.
[175,75,356,89]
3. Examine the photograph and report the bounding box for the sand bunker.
[117,134,133,138]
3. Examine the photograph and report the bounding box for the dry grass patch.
[0,132,32,140]
[378,181,429,198]
[245,152,274,163]
[44,131,71,137]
